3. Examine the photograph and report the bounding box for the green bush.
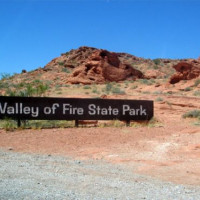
[153,91,163,95]
[0,73,12,80]
[92,88,99,94]
[22,120,74,129]
[5,89,17,96]
[36,83,49,96]
[112,87,125,95]
[139,79,154,85]
[155,97,163,102]
[58,61,64,66]
[131,85,138,89]
[105,82,112,92]
[62,68,71,73]
[153,65,159,69]
[193,91,200,96]
[83,85,91,89]
[182,110,200,119]
[5,80,49,97]
[0,118,16,131]
[65,52,70,56]
[184,87,192,92]
[153,59,161,65]
[142,91,150,94]
[0,81,9,89]
[194,79,200,87]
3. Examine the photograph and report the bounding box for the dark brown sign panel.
[0,96,153,121]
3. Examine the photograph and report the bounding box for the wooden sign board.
[0,96,153,121]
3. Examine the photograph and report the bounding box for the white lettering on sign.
[63,104,84,115]
[88,104,119,115]
[44,103,59,115]
[122,105,147,116]
[0,102,39,117]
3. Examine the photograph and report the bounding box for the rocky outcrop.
[67,49,144,84]
[169,60,200,84]
[9,46,182,87]
[44,46,96,71]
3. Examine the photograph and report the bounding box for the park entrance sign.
[0,96,153,126]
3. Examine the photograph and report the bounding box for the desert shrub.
[153,59,161,65]
[155,97,163,102]
[182,110,200,119]
[25,84,35,96]
[112,87,126,95]
[75,84,80,88]
[0,81,9,89]
[21,120,74,129]
[166,101,172,107]
[147,117,163,128]
[142,91,150,94]
[105,82,112,92]
[62,68,71,73]
[184,87,192,92]
[139,79,154,85]
[39,83,49,94]
[83,85,91,89]
[111,81,117,85]
[92,88,99,94]
[130,117,162,128]
[139,79,148,84]
[0,73,12,80]
[16,82,26,88]
[0,118,16,131]
[153,91,163,95]
[5,89,17,96]
[108,120,124,127]
[55,84,62,90]
[193,121,200,126]
[65,52,70,56]
[124,80,130,85]
[113,120,123,127]
[153,65,159,69]
[5,80,49,97]
[58,61,64,66]
[194,79,200,87]
[193,91,200,96]
[131,85,138,89]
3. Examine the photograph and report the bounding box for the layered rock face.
[170,59,200,84]
[67,49,144,84]
[9,46,182,86]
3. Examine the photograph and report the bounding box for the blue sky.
[0,0,200,74]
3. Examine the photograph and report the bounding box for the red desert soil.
[0,94,200,186]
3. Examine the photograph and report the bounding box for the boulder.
[169,60,200,84]
[67,49,144,84]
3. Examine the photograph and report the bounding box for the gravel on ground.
[0,149,200,200]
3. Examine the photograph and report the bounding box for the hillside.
[0,46,200,98]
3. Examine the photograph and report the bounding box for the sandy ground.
[0,94,200,186]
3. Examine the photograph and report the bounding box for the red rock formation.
[169,59,200,84]
[67,49,144,84]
